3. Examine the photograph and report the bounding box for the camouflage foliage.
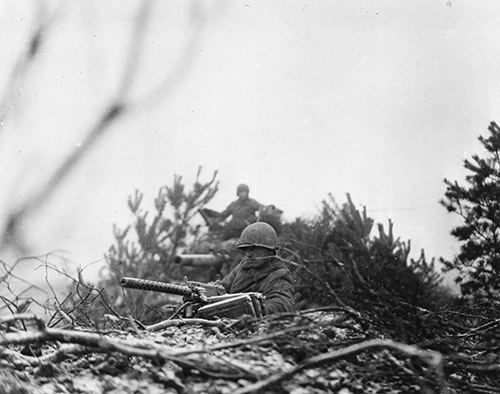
[282,194,445,311]
[441,121,500,299]
[98,167,218,321]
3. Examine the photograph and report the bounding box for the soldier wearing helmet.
[218,184,265,240]
[220,222,295,314]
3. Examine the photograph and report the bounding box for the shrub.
[98,168,218,321]
[282,194,447,313]
[441,121,500,299]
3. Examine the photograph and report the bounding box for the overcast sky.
[1,1,500,283]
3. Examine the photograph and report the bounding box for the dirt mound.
[0,310,449,394]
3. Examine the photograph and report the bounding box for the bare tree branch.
[0,313,254,379]
[233,339,446,394]
[1,1,155,251]
[132,1,228,109]
[146,317,226,331]
[0,3,58,135]
[2,1,226,254]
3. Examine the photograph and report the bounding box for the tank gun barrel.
[174,254,227,267]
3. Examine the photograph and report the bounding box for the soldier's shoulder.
[267,260,293,279]
[248,198,262,206]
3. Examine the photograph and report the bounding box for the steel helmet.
[236,183,249,195]
[236,222,277,250]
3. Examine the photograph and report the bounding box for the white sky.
[1,0,500,283]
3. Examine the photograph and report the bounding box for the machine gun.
[120,277,265,319]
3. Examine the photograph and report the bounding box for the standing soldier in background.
[219,183,265,240]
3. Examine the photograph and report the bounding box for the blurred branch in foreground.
[1,1,224,254]
[0,3,57,136]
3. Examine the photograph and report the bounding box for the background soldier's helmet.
[236,183,250,195]
[236,222,277,250]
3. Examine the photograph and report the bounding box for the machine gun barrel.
[174,254,226,267]
[120,277,266,319]
[120,277,193,297]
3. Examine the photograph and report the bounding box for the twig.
[464,364,500,372]
[0,2,156,249]
[277,254,353,311]
[298,305,363,320]
[134,1,227,109]
[44,255,61,307]
[216,355,258,378]
[233,339,446,394]
[146,318,226,331]
[175,325,310,356]
[446,353,500,372]
[167,301,191,320]
[53,303,74,326]
[0,319,168,357]
[464,384,500,394]
[0,256,48,294]
[0,313,46,330]
[0,296,17,314]
[0,4,60,133]
[0,313,253,380]
[127,314,142,335]
[47,291,75,327]
[454,318,500,339]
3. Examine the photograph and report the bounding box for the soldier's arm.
[252,199,266,211]
[218,202,234,221]
[262,277,295,314]
[220,266,237,292]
